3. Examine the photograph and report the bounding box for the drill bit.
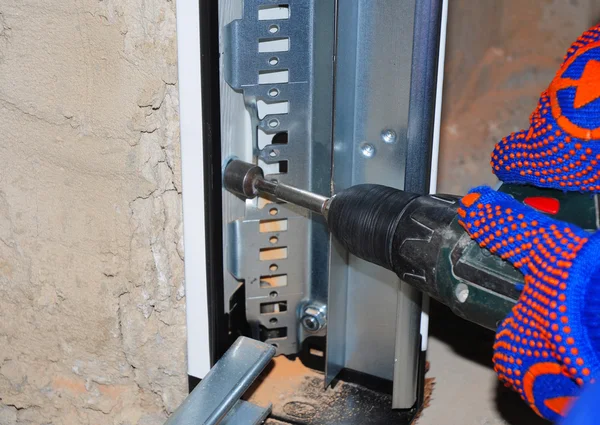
[223,159,332,218]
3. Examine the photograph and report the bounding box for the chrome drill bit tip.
[223,159,331,217]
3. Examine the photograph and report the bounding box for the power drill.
[224,159,599,330]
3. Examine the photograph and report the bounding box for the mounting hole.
[269,149,278,158]
[271,343,279,349]
[268,88,280,98]
[455,283,469,303]
[270,291,278,298]
[269,57,279,66]
[270,317,278,325]
[269,236,278,244]
[269,264,278,272]
[269,208,278,216]
[268,24,279,34]
[268,119,279,128]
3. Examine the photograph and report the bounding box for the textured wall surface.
[0,1,186,424]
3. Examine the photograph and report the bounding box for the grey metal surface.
[221,400,272,425]
[393,0,444,408]
[326,0,428,409]
[223,0,335,355]
[165,336,275,425]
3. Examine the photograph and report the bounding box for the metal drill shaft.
[223,159,331,217]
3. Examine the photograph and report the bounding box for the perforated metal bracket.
[223,0,335,356]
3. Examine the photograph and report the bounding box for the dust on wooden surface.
[245,356,323,408]
[246,356,436,424]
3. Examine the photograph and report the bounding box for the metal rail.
[165,337,275,425]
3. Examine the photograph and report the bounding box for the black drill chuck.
[328,185,461,302]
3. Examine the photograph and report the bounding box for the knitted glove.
[560,383,600,425]
[457,187,600,421]
[457,24,600,421]
[492,24,600,192]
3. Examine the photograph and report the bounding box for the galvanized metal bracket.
[166,337,275,425]
[223,0,335,356]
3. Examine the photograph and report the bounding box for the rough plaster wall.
[0,1,186,424]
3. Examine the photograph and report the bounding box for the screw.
[301,305,326,333]
[360,143,375,158]
[381,129,397,144]
[302,315,319,331]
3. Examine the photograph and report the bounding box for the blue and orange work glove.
[457,25,600,421]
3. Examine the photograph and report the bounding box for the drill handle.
[389,193,522,329]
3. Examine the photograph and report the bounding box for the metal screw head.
[381,129,397,144]
[301,305,326,333]
[360,143,375,158]
[302,315,319,331]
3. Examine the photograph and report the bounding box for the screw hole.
[272,343,279,349]
[268,119,279,128]
[270,291,278,298]
[269,149,278,157]
[269,236,278,244]
[268,24,279,34]
[270,317,278,325]
[269,57,279,66]
[269,264,278,272]
[268,88,279,97]
[269,208,278,216]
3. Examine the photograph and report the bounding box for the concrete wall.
[0,1,186,424]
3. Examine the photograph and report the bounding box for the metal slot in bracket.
[223,0,335,356]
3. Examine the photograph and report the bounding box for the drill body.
[327,183,599,330]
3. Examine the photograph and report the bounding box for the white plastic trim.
[421,0,449,352]
[176,0,211,378]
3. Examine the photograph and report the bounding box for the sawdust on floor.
[247,356,436,424]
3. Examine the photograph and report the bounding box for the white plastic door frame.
[176,0,211,379]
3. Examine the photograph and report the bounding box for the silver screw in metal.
[381,129,397,144]
[301,305,326,333]
[360,143,376,158]
[302,316,319,331]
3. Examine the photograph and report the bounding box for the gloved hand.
[560,383,600,425]
[457,24,600,421]
[458,187,600,421]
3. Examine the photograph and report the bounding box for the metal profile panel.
[326,0,443,409]
[222,0,335,355]
[220,1,442,411]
